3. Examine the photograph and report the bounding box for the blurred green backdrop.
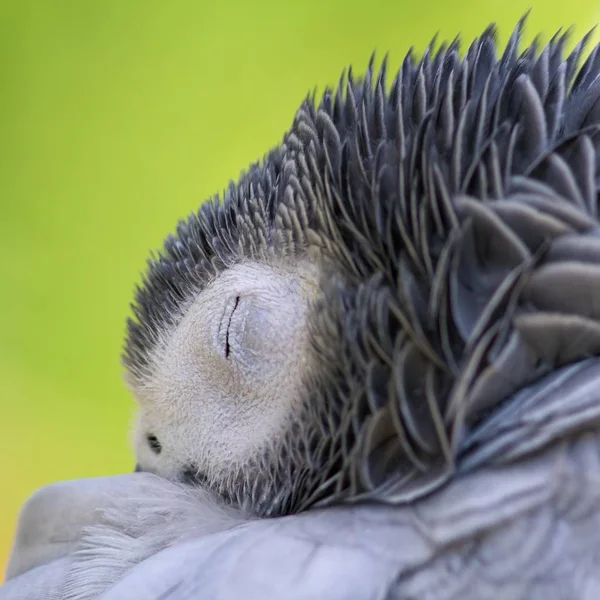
[1,0,599,576]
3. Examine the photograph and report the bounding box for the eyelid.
[225,296,240,358]
[217,295,239,358]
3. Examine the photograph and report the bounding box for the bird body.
[4,18,600,598]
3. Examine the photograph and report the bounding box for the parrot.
[3,17,600,599]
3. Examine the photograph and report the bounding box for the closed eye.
[225,296,240,359]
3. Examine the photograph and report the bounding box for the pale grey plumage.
[4,16,600,600]
[5,364,599,599]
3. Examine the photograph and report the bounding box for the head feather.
[125,18,600,516]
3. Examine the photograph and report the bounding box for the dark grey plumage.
[124,18,600,518]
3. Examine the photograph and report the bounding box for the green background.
[1,0,599,575]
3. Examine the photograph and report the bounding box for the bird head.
[124,17,600,517]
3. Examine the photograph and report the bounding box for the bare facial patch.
[130,260,320,485]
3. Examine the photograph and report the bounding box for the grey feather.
[11,418,595,600]
[121,17,600,518]
[5,15,600,600]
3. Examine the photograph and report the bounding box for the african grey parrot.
[3,18,600,599]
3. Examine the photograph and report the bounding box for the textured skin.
[131,261,322,492]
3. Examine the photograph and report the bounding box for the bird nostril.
[146,434,162,455]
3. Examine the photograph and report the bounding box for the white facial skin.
[129,260,319,484]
